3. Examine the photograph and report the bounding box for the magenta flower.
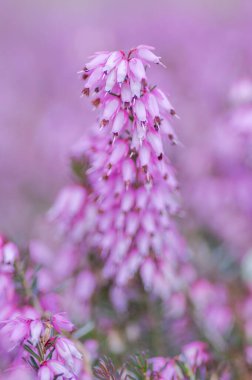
[182,79,252,253]
[149,357,183,380]
[0,317,30,351]
[52,312,75,333]
[38,365,52,380]
[30,319,43,346]
[0,237,19,273]
[181,341,210,369]
[50,46,185,296]
[189,279,233,341]
[55,337,82,370]
[1,242,19,266]
[38,360,73,379]
[149,342,210,379]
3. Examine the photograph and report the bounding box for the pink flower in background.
[38,360,73,379]
[182,341,210,369]
[0,237,19,273]
[0,236,94,378]
[0,317,30,351]
[149,341,210,379]
[149,357,183,380]
[55,336,82,370]
[0,312,83,378]
[182,79,252,254]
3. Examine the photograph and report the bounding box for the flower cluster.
[0,312,84,379]
[50,46,185,297]
[149,341,210,380]
[93,341,217,380]
[0,236,93,379]
[29,239,98,323]
[184,78,252,254]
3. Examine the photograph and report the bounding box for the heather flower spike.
[50,45,185,295]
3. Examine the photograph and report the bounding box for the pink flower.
[30,319,43,346]
[39,361,73,379]
[245,345,252,365]
[0,239,19,273]
[55,337,82,370]
[182,341,210,369]
[75,271,96,302]
[135,44,164,65]
[38,365,52,380]
[149,357,185,380]
[2,243,19,266]
[52,312,75,333]
[50,45,184,296]
[190,280,233,338]
[48,186,96,242]
[0,318,30,351]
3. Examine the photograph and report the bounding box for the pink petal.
[30,319,43,346]
[117,59,128,83]
[105,69,117,92]
[38,366,52,380]
[85,53,109,70]
[112,110,127,134]
[134,99,146,122]
[129,58,146,81]
[102,98,120,121]
[121,83,132,103]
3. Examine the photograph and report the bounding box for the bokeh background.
[1,0,252,251]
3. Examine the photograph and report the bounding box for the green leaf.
[46,347,55,361]
[176,359,196,380]
[29,355,39,370]
[23,344,41,362]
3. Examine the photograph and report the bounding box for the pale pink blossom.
[55,337,82,370]
[46,360,73,379]
[0,317,30,351]
[52,312,75,333]
[30,319,43,346]
[38,365,52,380]
[182,341,210,369]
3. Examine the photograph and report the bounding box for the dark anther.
[142,165,148,173]
[82,88,90,96]
[158,153,163,160]
[82,73,89,80]
[142,79,147,87]
[101,119,109,127]
[92,98,101,107]
[170,109,176,116]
